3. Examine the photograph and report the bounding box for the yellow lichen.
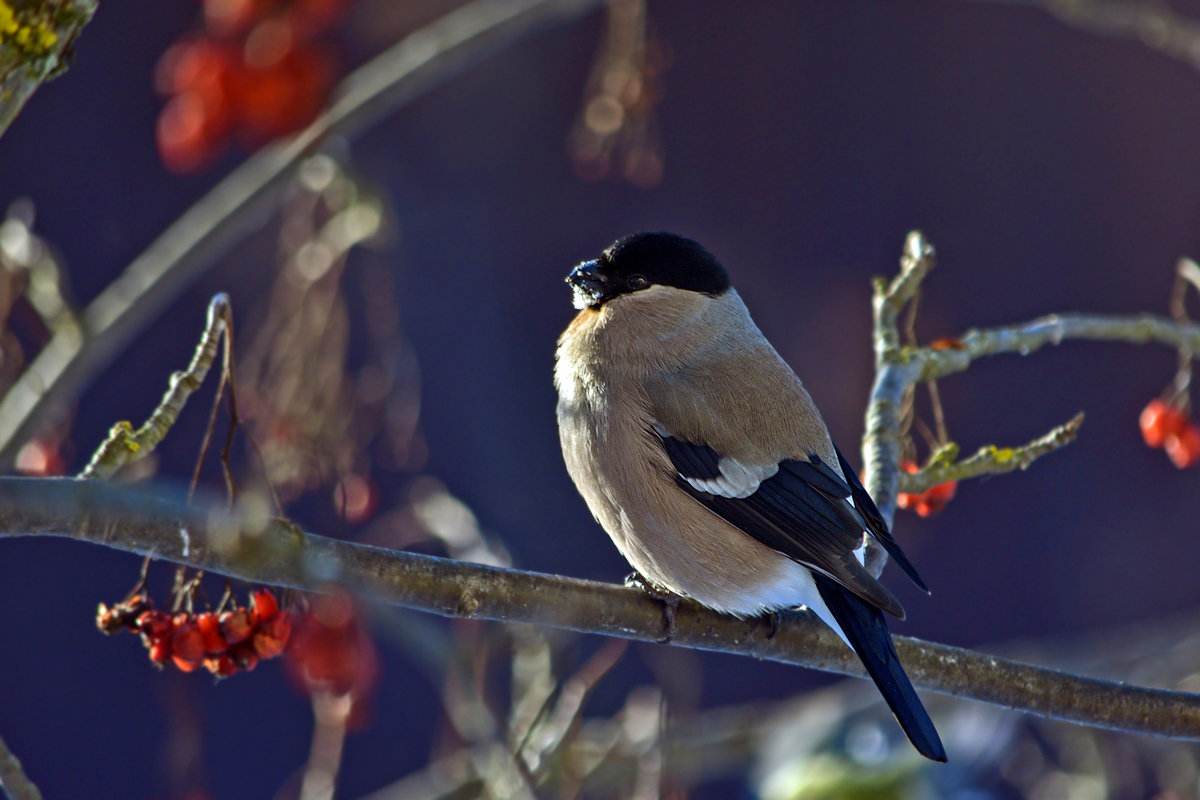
[988,446,1016,464]
[0,1,17,35]
[0,0,61,61]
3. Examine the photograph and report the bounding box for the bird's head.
[566,232,730,310]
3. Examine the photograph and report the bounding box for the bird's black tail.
[814,574,946,762]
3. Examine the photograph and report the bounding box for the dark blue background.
[2,1,1199,797]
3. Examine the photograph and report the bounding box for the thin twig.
[922,312,1200,382]
[899,412,1085,494]
[0,0,605,467]
[860,232,1200,575]
[0,729,43,800]
[0,476,1197,742]
[78,294,231,479]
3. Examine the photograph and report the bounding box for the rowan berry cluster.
[896,460,957,517]
[1139,399,1200,468]
[155,0,345,172]
[96,588,292,677]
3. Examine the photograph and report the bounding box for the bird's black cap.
[567,232,731,308]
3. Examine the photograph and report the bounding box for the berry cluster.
[155,0,345,172]
[1139,399,1200,468]
[285,588,379,725]
[896,460,958,517]
[97,588,292,676]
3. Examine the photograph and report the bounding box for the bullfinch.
[554,232,945,762]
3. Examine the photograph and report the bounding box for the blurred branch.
[899,411,1085,494]
[0,0,604,466]
[860,231,1200,574]
[365,610,1200,799]
[1,476,1199,742]
[0,0,97,139]
[0,729,43,800]
[976,0,1200,70]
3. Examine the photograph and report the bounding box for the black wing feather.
[657,430,907,618]
[834,446,929,592]
[814,573,946,761]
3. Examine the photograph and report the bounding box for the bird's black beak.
[566,259,609,309]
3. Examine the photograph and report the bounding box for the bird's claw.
[625,571,680,643]
[767,610,783,639]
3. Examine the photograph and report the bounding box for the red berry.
[203,655,238,678]
[195,612,228,654]
[157,91,231,173]
[148,639,171,666]
[137,609,173,639]
[229,641,260,671]
[285,591,379,706]
[254,611,293,659]
[155,37,239,97]
[173,655,201,672]
[220,608,254,645]
[231,37,332,142]
[896,461,957,517]
[15,439,64,476]
[1140,399,1189,449]
[251,588,279,623]
[172,617,206,666]
[1165,423,1200,469]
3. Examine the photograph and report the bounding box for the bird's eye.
[627,274,648,290]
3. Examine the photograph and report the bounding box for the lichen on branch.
[78,294,231,480]
[0,0,97,139]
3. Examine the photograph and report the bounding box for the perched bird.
[554,232,946,762]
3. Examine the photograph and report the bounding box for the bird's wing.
[833,445,928,592]
[654,422,907,618]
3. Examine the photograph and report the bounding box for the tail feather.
[814,574,947,762]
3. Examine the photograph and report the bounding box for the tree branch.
[860,231,1200,575]
[0,0,604,466]
[899,412,1085,494]
[0,476,1197,742]
[79,293,230,479]
[0,729,43,800]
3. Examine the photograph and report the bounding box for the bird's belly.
[558,408,822,617]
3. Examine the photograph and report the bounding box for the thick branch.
[0,0,603,466]
[0,477,1197,741]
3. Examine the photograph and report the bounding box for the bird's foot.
[767,610,783,640]
[624,571,681,643]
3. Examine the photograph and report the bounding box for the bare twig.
[0,729,43,800]
[860,231,1200,575]
[899,412,1085,494]
[922,312,1200,382]
[862,231,937,573]
[78,294,231,479]
[0,0,604,467]
[0,0,97,139]
[0,476,1197,742]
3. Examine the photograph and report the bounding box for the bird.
[553,231,946,762]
